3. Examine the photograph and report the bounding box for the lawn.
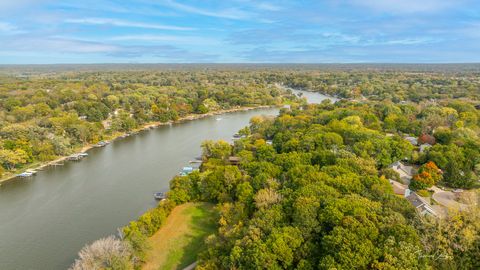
[142,202,217,270]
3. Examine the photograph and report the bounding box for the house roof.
[406,192,437,217]
[389,161,413,177]
[404,136,418,145]
[407,193,425,208]
[390,180,407,195]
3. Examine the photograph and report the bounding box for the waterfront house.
[406,192,437,217]
[389,161,415,183]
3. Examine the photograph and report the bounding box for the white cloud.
[0,0,48,11]
[350,0,463,14]
[383,38,439,45]
[0,36,119,54]
[65,17,194,31]
[252,2,282,11]
[0,22,16,32]
[162,0,251,20]
[109,34,219,45]
[0,22,25,35]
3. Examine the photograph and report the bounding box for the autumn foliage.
[410,161,442,190]
[418,133,436,145]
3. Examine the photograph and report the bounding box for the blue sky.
[0,0,479,63]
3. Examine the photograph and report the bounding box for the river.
[0,89,332,270]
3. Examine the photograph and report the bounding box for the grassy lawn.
[142,202,217,270]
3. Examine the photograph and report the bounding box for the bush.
[70,236,133,270]
[416,189,430,197]
[381,168,401,182]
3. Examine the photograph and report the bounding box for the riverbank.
[0,105,274,185]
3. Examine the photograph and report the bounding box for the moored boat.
[95,141,109,147]
[153,192,166,200]
[18,172,34,178]
[179,166,194,176]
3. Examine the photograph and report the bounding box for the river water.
[0,90,332,270]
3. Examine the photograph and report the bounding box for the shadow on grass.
[165,203,218,270]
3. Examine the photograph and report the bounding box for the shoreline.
[0,105,275,185]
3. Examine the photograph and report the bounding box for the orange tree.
[410,161,442,190]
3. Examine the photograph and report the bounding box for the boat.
[25,169,37,175]
[78,152,89,157]
[232,133,246,140]
[154,192,166,200]
[179,166,194,176]
[18,172,34,178]
[215,117,222,121]
[95,141,109,147]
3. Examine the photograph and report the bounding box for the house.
[389,161,415,183]
[404,136,418,146]
[419,143,432,153]
[390,180,408,196]
[406,192,437,217]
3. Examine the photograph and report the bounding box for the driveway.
[431,186,469,211]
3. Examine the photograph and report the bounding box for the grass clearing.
[142,202,217,270]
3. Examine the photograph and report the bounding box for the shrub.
[70,236,133,270]
[381,168,401,182]
[416,189,430,197]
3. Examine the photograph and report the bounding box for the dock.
[67,152,89,161]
